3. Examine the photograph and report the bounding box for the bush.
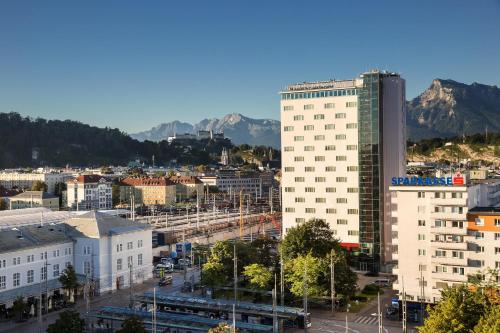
[362,284,381,295]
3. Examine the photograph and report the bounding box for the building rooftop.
[0,224,73,254]
[64,211,149,238]
[121,177,174,187]
[168,175,203,184]
[11,191,58,200]
[68,174,110,184]
[468,206,500,214]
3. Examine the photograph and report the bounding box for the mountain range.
[131,79,500,146]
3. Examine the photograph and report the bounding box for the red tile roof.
[69,175,109,184]
[168,176,203,184]
[121,177,174,186]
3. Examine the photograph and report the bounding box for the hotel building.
[280,70,406,271]
[390,176,500,304]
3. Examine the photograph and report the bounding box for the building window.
[336,177,347,182]
[347,188,358,193]
[138,254,143,266]
[27,270,34,284]
[348,209,358,214]
[27,255,34,263]
[336,156,347,161]
[348,230,359,236]
[284,126,294,132]
[452,267,465,275]
[315,198,326,203]
[315,156,325,162]
[294,136,304,142]
[335,113,346,119]
[315,177,326,182]
[418,234,425,240]
[294,177,305,182]
[0,276,5,290]
[314,114,325,120]
[495,247,500,255]
[326,208,337,214]
[325,124,335,130]
[305,208,316,214]
[325,145,336,151]
[418,249,426,256]
[346,123,357,129]
[117,259,123,271]
[324,103,335,109]
[304,104,314,110]
[347,166,358,171]
[12,257,20,266]
[304,166,315,172]
[314,135,325,141]
[418,220,426,226]
[294,156,304,162]
[83,246,91,255]
[305,187,315,193]
[337,198,347,204]
[285,207,295,212]
[127,256,133,268]
[495,219,500,226]
[335,134,346,140]
[295,197,305,203]
[284,146,294,152]
[337,219,348,225]
[283,105,294,111]
[53,264,60,277]
[284,167,295,172]
[326,187,336,193]
[40,266,47,280]
[138,240,143,248]
[0,260,5,268]
[293,115,304,121]
[303,146,314,152]
[346,101,357,108]
[325,166,336,172]
[13,273,20,287]
[284,187,295,192]
[116,244,123,252]
[451,192,463,199]
[295,218,305,223]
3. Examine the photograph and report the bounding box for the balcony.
[432,198,467,207]
[431,212,466,221]
[430,240,468,251]
[431,272,468,283]
[431,256,467,266]
[430,226,467,236]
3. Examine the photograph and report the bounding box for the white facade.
[0,172,72,194]
[390,179,500,303]
[280,71,406,270]
[199,176,262,196]
[66,175,112,210]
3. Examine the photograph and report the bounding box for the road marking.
[354,316,379,325]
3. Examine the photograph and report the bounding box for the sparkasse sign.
[391,172,465,186]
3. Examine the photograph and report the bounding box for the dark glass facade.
[357,72,383,272]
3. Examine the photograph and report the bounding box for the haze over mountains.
[131,79,500,147]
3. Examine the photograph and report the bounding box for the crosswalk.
[354,315,380,325]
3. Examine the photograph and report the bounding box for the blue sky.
[1,0,499,133]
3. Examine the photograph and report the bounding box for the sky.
[1,0,499,133]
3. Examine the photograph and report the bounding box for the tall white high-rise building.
[280,70,406,271]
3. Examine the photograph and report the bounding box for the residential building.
[280,70,406,271]
[66,175,112,210]
[120,177,176,206]
[168,176,204,201]
[0,172,72,194]
[199,170,263,197]
[64,211,153,293]
[390,175,500,304]
[8,191,60,211]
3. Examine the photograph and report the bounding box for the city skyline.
[1,0,499,133]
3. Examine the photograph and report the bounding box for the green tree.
[472,304,500,333]
[54,182,67,207]
[285,253,328,297]
[208,322,238,333]
[112,183,121,207]
[251,237,279,267]
[12,296,26,322]
[47,310,85,333]
[116,315,147,333]
[418,284,486,333]
[281,219,341,260]
[201,261,228,287]
[59,265,79,303]
[31,180,48,192]
[243,263,272,290]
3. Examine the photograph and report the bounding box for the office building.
[120,177,176,206]
[8,191,60,211]
[390,175,500,304]
[0,172,72,194]
[280,70,406,271]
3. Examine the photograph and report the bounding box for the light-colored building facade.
[65,211,153,293]
[0,225,74,308]
[8,191,60,211]
[0,172,72,194]
[120,177,176,206]
[280,70,406,271]
[199,175,262,197]
[168,176,204,201]
[390,177,500,304]
[66,175,112,210]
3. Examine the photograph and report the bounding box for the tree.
[59,265,79,303]
[31,180,48,192]
[112,183,121,207]
[47,310,85,333]
[243,263,272,290]
[285,253,328,297]
[201,261,228,288]
[418,284,486,333]
[12,296,26,322]
[54,182,67,206]
[208,322,238,333]
[281,219,341,260]
[472,304,500,333]
[116,315,147,333]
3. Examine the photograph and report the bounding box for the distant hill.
[407,79,500,140]
[130,113,281,148]
[0,113,232,168]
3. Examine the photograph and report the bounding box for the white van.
[373,278,391,287]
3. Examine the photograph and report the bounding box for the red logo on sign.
[452,172,464,185]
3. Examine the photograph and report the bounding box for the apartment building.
[66,175,112,210]
[120,177,176,206]
[0,172,72,194]
[168,176,204,201]
[280,70,406,271]
[390,175,500,304]
[8,191,60,211]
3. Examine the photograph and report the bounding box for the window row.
[281,89,358,101]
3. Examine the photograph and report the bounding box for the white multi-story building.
[0,225,74,308]
[64,211,153,293]
[0,172,73,194]
[390,175,500,304]
[199,175,262,197]
[66,175,112,210]
[280,70,406,271]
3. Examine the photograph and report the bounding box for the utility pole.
[233,243,238,303]
[239,191,244,239]
[152,287,157,333]
[402,277,407,333]
[330,251,335,314]
[196,193,200,230]
[183,230,187,283]
[303,262,308,333]
[273,274,278,333]
[420,270,425,324]
[129,263,133,308]
[378,292,383,333]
